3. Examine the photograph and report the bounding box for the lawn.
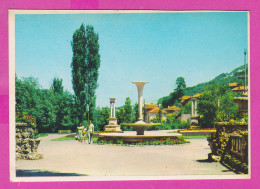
[179,135,210,139]
[51,134,99,142]
[38,133,48,138]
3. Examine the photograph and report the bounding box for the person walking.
[77,123,84,142]
[88,120,94,144]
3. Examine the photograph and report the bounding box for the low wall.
[208,122,248,173]
[16,123,43,160]
[208,122,248,157]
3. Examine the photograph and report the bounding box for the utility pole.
[244,49,247,94]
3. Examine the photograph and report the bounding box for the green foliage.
[175,76,186,97]
[38,133,48,138]
[133,103,139,122]
[198,82,239,128]
[16,113,36,128]
[95,107,110,131]
[51,78,63,94]
[16,76,76,133]
[71,24,101,124]
[181,101,191,114]
[158,64,248,103]
[71,24,87,122]
[148,114,189,130]
[85,25,101,123]
[116,108,125,125]
[159,76,186,108]
[124,97,132,123]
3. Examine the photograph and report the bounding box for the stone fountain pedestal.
[104,98,122,132]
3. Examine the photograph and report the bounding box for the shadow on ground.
[196,159,236,173]
[16,169,88,177]
[196,159,213,163]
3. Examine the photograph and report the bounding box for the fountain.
[97,81,182,143]
[124,81,160,135]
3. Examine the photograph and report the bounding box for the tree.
[116,108,125,125]
[124,97,132,123]
[198,90,218,128]
[175,76,186,99]
[176,76,186,91]
[85,25,101,123]
[71,24,87,122]
[133,103,139,122]
[181,101,191,114]
[51,77,64,94]
[198,82,239,128]
[99,107,110,131]
[71,24,100,123]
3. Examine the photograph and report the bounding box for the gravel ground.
[16,132,236,177]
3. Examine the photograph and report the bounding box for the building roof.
[144,104,158,110]
[179,96,191,105]
[163,106,181,111]
[179,96,191,100]
[229,83,239,87]
[232,86,248,92]
[192,93,202,98]
[147,108,167,114]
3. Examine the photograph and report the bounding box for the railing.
[228,133,248,163]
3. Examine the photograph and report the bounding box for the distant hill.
[158,64,248,103]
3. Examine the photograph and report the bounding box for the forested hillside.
[158,64,248,104]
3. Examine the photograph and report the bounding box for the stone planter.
[16,123,43,160]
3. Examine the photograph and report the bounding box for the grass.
[180,135,210,139]
[51,135,99,142]
[38,133,49,138]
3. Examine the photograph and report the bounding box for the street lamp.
[86,104,89,124]
[244,49,247,94]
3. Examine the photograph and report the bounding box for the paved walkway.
[16,133,236,177]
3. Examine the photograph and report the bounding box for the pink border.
[1,0,259,188]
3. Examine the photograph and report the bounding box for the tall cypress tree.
[71,24,100,123]
[85,25,101,123]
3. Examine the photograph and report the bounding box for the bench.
[58,130,71,134]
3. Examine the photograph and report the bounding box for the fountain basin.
[124,120,160,135]
[98,131,182,144]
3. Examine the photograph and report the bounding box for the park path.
[16,133,236,177]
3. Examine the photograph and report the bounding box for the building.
[163,105,181,114]
[146,107,167,121]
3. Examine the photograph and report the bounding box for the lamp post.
[87,104,89,124]
[244,49,247,94]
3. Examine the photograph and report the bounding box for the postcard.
[8,10,251,184]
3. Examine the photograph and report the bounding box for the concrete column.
[133,81,148,121]
[195,100,197,116]
[110,101,112,118]
[191,99,194,117]
[113,102,116,117]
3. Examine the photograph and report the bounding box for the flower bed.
[16,113,36,128]
[168,128,216,135]
[95,137,190,146]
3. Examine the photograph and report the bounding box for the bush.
[16,112,37,128]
